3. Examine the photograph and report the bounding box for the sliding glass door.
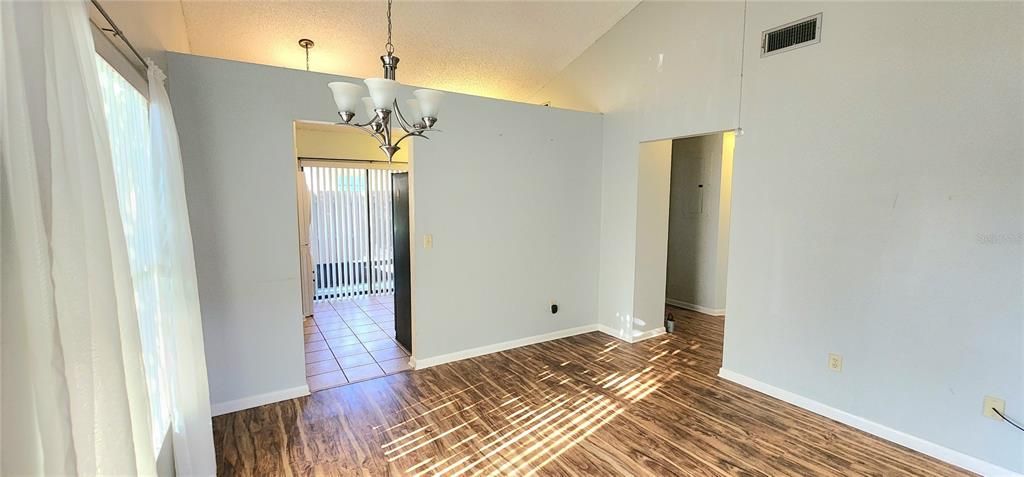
[305,166,397,300]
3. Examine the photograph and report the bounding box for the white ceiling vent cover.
[761,13,822,57]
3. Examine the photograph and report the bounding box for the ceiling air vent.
[761,13,822,57]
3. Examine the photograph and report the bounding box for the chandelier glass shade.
[327,0,444,162]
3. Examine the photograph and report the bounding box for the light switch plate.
[423,234,433,249]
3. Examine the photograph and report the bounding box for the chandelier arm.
[336,112,382,130]
[337,122,388,147]
[381,121,394,150]
[393,130,428,148]
[392,102,416,133]
[344,120,381,129]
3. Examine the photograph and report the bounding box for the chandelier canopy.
[327,0,445,162]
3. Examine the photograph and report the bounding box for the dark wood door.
[391,173,412,352]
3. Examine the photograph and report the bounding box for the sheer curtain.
[146,60,217,476]
[1,1,156,475]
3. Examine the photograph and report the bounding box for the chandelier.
[326,0,445,162]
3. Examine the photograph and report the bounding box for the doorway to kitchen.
[298,163,412,391]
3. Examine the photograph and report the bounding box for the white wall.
[666,133,728,312]
[629,140,673,339]
[166,54,603,409]
[534,1,745,338]
[409,90,603,360]
[535,1,1023,473]
[726,3,1023,473]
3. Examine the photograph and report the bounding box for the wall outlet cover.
[983,396,1005,420]
[828,353,843,372]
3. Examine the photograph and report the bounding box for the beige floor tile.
[342,363,385,383]
[378,357,411,374]
[321,327,354,338]
[305,349,334,363]
[329,342,367,357]
[356,330,390,343]
[349,324,380,334]
[316,321,348,331]
[359,304,390,312]
[370,347,408,362]
[327,335,362,347]
[343,317,375,327]
[362,338,399,352]
[305,359,340,376]
[308,370,347,391]
[338,353,376,369]
[365,313,394,322]
[304,340,329,352]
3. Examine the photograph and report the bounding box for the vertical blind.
[305,166,397,299]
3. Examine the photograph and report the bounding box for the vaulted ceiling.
[94,1,639,103]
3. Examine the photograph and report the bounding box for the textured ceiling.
[179,0,639,102]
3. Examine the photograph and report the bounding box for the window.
[94,54,170,453]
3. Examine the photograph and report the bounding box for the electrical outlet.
[983,396,1005,420]
[423,234,433,249]
[828,353,843,372]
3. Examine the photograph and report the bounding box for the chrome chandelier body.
[327,0,444,162]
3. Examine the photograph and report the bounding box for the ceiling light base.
[381,54,399,80]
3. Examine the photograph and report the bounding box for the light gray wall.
[534,1,1023,473]
[630,141,673,339]
[409,90,603,359]
[166,53,603,408]
[726,3,1023,472]
[666,133,727,311]
[533,1,746,337]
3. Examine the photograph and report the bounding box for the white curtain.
[146,61,217,476]
[1,1,155,474]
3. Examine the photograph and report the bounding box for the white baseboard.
[631,327,666,342]
[211,384,310,416]
[666,298,725,317]
[414,324,599,369]
[597,324,629,341]
[718,369,1020,477]
[596,324,665,343]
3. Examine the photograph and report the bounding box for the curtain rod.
[89,0,147,68]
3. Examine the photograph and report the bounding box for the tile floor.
[303,294,411,392]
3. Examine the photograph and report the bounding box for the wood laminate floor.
[213,308,972,476]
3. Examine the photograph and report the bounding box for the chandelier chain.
[385,0,394,55]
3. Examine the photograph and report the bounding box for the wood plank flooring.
[213,308,972,476]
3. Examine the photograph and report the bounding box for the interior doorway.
[293,122,414,392]
[665,131,734,317]
[631,131,736,340]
